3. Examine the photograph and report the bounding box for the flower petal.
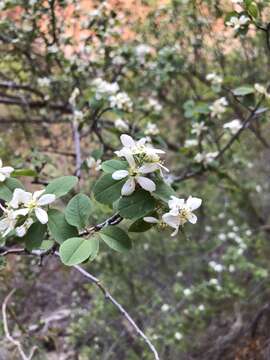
[120,134,135,148]
[162,213,180,236]
[186,196,202,211]
[168,196,184,210]
[37,194,56,206]
[33,189,45,201]
[121,178,135,196]
[143,217,159,223]
[112,170,129,180]
[136,176,156,192]
[35,207,48,224]
[10,189,32,208]
[0,166,14,176]
[139,163,159,174]
[0,173,6,182]
[187,213,197,224]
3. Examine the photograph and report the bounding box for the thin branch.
[2,289,38,360]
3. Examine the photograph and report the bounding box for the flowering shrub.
[0,0,270,359]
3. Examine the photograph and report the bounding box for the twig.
[2,289,38,360]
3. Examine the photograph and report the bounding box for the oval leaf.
[118,189,156,219]
[65,193,92,229]
[99,226,132,252]
[101,160,128,173]
[93,174,125,205]
[60,236,99,266]
[45,176,78,198]
[233,86,254,96]
[23,222,47,251]
[48,209,78,243]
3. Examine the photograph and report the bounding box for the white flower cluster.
[109,92,133,112]
[194,152,218,165]
[0,189,55,238]
[113,135,168,196]
[92,78,133,112]
[0,159,14,182]
[210,97,228,118]
[135,44,153,64]
[86,157,102,172]
[226,15,249,31]
[92,78,119,100]
[191,122,207,137]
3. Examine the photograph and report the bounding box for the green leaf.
[23,222,47,251]
[118,189,156,219]
[59,236,99,266]
[154,178,175,202]
[44,176,78,198]
[5,177,24,191]
[48,209,78,244]
[101,160,128,173]
[99,226,132,252]
[0,183,12,201]
[12,169,37,177]
[93,174,125,205]
[247,2,258,18]
[233,86,254,96]
[128,218,154,233]
[65,194,92,229]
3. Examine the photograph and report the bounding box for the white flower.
[10,188,55,224]
[254,83,270,98]
[183,288,192,297]
[218,233,226,241]
[194,152,218,165]
[135,44,153,63]
[223,119,242,134]
[92,78,119,100]
[145,122,160,136]
[226,15,249,31]
[0,159,14,182]
[115,134,168,174]
[37,77,51,87]
[227,219,234,226]
[114,118,129,132]
[206,73,223,86]
[209,261,224,272]
[174,332,183,341]
[109,92,133,112]
[162,196,202,236]
[191,122,207,137]
[161,304,170,312]
[148,98,162,112]
[210,97,228,118]
[209,278,219,286]
[198,304,205,311]
[112,154,156,196]
[229,265,236,272]
[0,207,28,237]
[184,139,198,148]
[86,157,101,171]
[176,271,183,278]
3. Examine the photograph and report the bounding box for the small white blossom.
[0,159,14,182]
[86,157,101,172]
[210,97,228,118]
[135,44,153,63]
[218,233,227,241]
[223,119,242,134]
[229,265,236,272]
[184,139,198,148]
[226,15,249,31]
[109,92,133,112]
[148,98,162,112]
[174,332,183,341]
[143,216,159,224]
[145,122,160,136]
[176,271,183,278]
[114,118,129,132]
[37,77,51,87]
[112,153,157,196]
[198,304,205,311]
[161,304,170,312]
[92,78,119,100]
[162,196,202,236]
[194,152,218,165]
[254,83,270,98]
[191,122,207,137]
[206,73,223,86]
[209,261,224,273]
[183,288,192,297]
